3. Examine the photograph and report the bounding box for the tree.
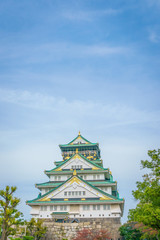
[73,228,111,240]
[0,186,23,240]
[128,149,160,238]
[26,218,47,240]
[119,222,143,240]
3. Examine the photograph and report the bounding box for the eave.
[27,199,124,205]
[36,180,116,189]
[45,169,109,175]
[59,143,99,148]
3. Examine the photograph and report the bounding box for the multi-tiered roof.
[27,133,124,221]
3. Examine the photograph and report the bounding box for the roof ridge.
[67,133,92,145]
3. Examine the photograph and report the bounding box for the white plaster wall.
[49,173,105,181]
[31,204,121,219]
[111,204,121,213]
[98,186,112,194]
[30,206,40,215]
[83,173,105,180]
[50,175,70,181]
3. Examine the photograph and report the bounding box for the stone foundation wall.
[43,218,122,240]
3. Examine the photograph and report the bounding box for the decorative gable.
[38,175,113,202]
[54,154,101,171]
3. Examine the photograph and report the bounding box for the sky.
[0,0,160,223]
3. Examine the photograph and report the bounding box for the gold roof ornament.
[78,131,81,136]
[76,148,78,154]
[73,169,77,176]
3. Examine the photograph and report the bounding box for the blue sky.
[0,0,160,223]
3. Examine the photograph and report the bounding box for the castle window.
[40,206,47,211]
[83,205,90,211]
[60,205,67,211]
[103,205,110,210]
[50,206,53,211]
[64,191,86,196]
[54,206,57,211]
[93,205,100,210]
[93,205,96,210]
[71,165,83,170]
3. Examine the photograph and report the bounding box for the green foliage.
[119,223,142,240]
[0,186,23,240]
[9,237,34,240]
[10,238,22,240]
[26,218,47,240]
[128,149,160,238]
[23,236,34,240]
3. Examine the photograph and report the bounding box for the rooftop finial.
[73,169,77,176]
[76,148,78,154]
[78,131,81,136]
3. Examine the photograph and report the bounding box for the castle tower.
[27,133,124,223]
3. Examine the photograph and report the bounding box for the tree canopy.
[0,186,23,240]
[127,149,160,238]
[25,218,47,240]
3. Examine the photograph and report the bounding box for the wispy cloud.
[146,0,160,7]
[62,8,121,21]
[0,88,159,128]
[148,30,160,43]
[0,42,129,64]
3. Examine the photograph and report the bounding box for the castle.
[27,132,124,223]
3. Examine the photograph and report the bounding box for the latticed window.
[40,206,47,211]
[71,165,83,169]
[103,205,110,210]
[93,205,100,210]
[60,205,67,211]
[83,205,90,210]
